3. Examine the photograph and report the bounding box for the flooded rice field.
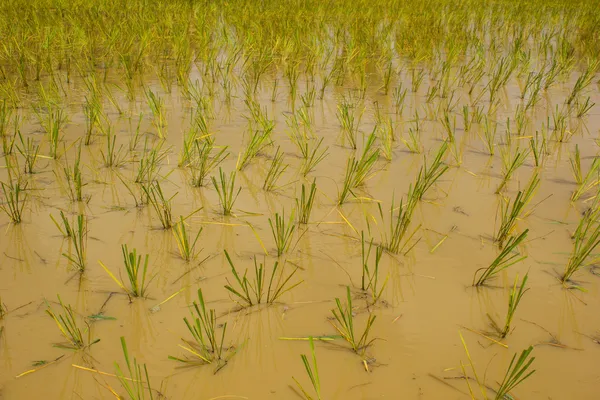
[1,0,600,399]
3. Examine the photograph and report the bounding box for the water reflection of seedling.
[489,273,529,338]
[269,209,296,257]
[173,216,203,262]
[99,245,152,297]
[459,333,535,400]
[296,179,317,224]
[473,230,528,287]
[46,295,98,350]
[170,289,231,368]
[114,337,155,400]
[223,250,302,307]
[62,214,87,272]
[360,232,388,304]
[212,167,241,216]
[330,287,376,355]
[292,337,322,400]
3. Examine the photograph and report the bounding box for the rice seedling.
[298,137,329,176]
[296,179,317,224]
[62,214,87,272]
[45,295,97,350]
[212,168,241,216]
[330,286,376,355]
[413,141,449,200]
[570,145,582,184]
[36,107,66,159]
[575,96,595,118]
[562,202,600,284]
[135,140,168,184]
[379,190,419,254]
[496,174,539,246]
[0,100,13,137]
[83,95,102,146]
[496,147,529,194]
[440,109,456,142]
[114,337,154,400]
[269,209,296,257]
[263,146,288,192]
[551,105,571,143]
[411,68,425,92]
[173,216,203,262]
[460,334,535,400]
[336,98,362,149]
[15,131,40,174]
[360,232,388,304]
[392,84,407,114]
[100,127,125,168]
[0,176,27,224]
[236,128,273,171]
[473,230,528,286]
[169,288,230,367]
[292,337,321,400]
[189,140,229,187]
[145,88,166,138]
[529,130,547,167]
[491,273,529,338]
[223,250,302,307]
[480,116,497,156]
[566,60,598,105]
[377,118,395,161]
[50,211,74,238]
[0,296,6,319]
[63,144,84,202]
[338,133,379,204]
[99,245,152,297]
[141,181,175,229]
[571,158,600,201]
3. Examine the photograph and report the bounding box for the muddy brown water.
[1,67,600,400]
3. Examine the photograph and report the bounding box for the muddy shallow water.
[1,63,600,400]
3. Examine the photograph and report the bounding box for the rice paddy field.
[1,0,600,398]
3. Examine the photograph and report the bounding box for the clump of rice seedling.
[269,209,296,257]
[473,230,528,286]
[338,133,380,204]
[379,190,420,254]
[296,179,317,224]
[0,176,27,224]
[497,146,529,194]
[223,250,302,307]
[62,214,87,272]
[173,216,203,262]
[480,116,497,155]
[50,211,74,237]
[169,289,231,368]
[292,337,321,400]
[336,98,363,149]
[15,131,40,174]
[496,174,539,246]
[459,334,535,400]
[142,181,175,229]
[146,88,166,138]
[393,84,407,114]
[45,295,98,350]
[298,137,329,176]
[562,200,600,284]
[569,145,582,184]
[189,140,229,187]
[529,130,547,167]
[212,168,241,216]
[62,144,85,202]
[413,141,449,200]
[100,126,125,168]
[236,128,273,171]
[492,273,529,338]
[99,245,152,297]
[571,158,600,201]
[566,60,598,105]
[330,287,376,355]
[575,96,595,118]
[263,146,288,191]
[135,139,168,184]
[377,118,395,161]
[36,107,66,159]
[360,232,388,304]
[82,95,102,146]
[114,337,155,400]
